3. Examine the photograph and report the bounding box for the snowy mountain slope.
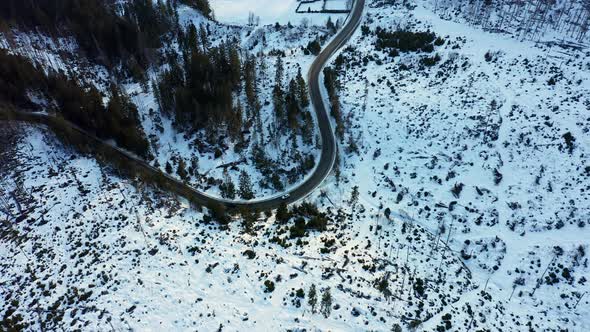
[0,32,111,94]
[322,0,590,329]
[1,0,589,331]
[123,5,346,200]
[0,124,471,330]
[425,0,590,44]
[0,1,338,200]
[127,19,327,199]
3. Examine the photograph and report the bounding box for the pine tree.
[238,170,255,200]
[308,284,318,314]
[228,101,243,140]
[272,84,285,130]
[165,161,173,174]
[326,16,335,32]
[177,158,188,180]
[286,79,300,130]
[220,170,236,199]
[209,202,230,224]
[272,56,284,134]
[188,23,201,53]
[320,288,332,318]
[258,49,267,75]
[276,202,291,223]
[350,186,359,208]
[241,209,258,233]
[244,53,259,113]
[199,24,209,50]
[275,56,284,87]
[346,134,358,154]
[413,277,425,297]
[296,67,309,108]
[228,43,242,88]
[307,39,321,55]
[105,84,149,157]
[302,111,314,145]
[323,66,344,138]
[190,156,199,176]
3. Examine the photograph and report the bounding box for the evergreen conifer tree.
[320,288,332,318]
[308,284,318,314]
[238,170,254,200]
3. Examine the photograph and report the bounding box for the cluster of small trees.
[180,0,213,19]
[154,23,243,138]
[0,51,46,109]
[260,281,332,317]
[306,39,322,55]
[374,28,442,54]
[272,58,312,138]
[275,202,329,238]
[219,170,237,199]
[323,66,344,139]
[218,170,255,200]
[0,51,149,157]
[307,284,333,318]
[372,28,444,66]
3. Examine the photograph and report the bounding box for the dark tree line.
[274,202,329,239]
[374,28,440,54]
[272,58,312,139]
[371,28,444,66]
[0,0,179,77]
[323,66,344,139]
[153,23,243,139]
[0,51,149,157]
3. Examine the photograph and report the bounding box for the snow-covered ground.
[0,125,470,330]
[1,0,589,330]
[126,4,353,200]
[211,0,299,25]
[211,0,348,25]
[323,0,590,329]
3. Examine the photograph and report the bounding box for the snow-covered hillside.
[324,0,590,329]
[1,0,589,331]
[0,1,344,200]
[1,124,472,330]
[428,0,590,44]
[128,15,329,199]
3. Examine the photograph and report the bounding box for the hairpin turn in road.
[0,0,365,211]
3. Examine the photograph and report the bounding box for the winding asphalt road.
[0,0,365,211]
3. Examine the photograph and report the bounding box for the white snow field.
[0,124,471,330]
[211,0,348,25]
[1,0,589,330]
[321,0,590,330]
[211,0,298,25]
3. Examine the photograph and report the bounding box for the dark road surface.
[0,0,365,211]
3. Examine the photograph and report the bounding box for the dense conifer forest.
[0,0,247,157]
[0,0,179,77]
[0,51,149,157]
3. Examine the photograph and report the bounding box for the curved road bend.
[0,0,365,211]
